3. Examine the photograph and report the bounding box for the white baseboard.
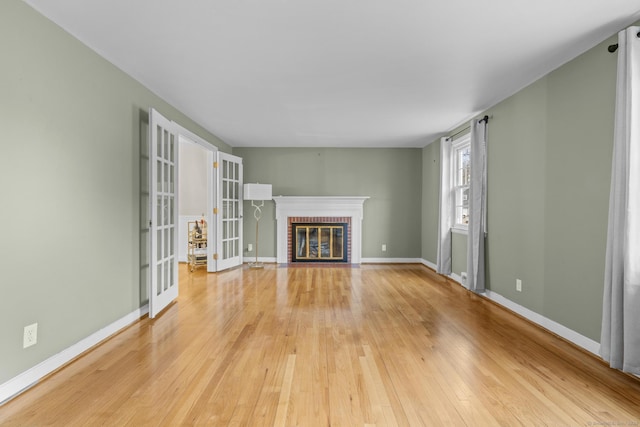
[449,272,465,287]
[420,262,600,357]
[243,256,277,264]
[264,258,423,265]
[0,305,149,405]
[420,258,437,270]
[419,260,466,288]
[483,290,600,356]
[361,258,423,264]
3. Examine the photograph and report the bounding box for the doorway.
[178,136,208,267]
[176,128,218,274]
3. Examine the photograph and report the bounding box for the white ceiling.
[24,0,640,148]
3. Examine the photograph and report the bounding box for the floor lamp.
[243,183,272,269]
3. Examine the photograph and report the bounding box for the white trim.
[483,290,600,355]
[273,196,369,264]
[174,123,217,152]
[243,257,277,265]
[361,258,423,264]
[431,268,600,356]
[449,272,465,286]
[420,258,437,270]
[206,150,216,273]
[452,133,471,228]
[0,305,149,406]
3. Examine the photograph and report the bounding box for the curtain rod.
[608,30,640,53]
[446,115,489,141]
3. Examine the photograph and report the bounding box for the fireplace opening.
[292,223,348,263]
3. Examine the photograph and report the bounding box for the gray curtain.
[436,137,453,275]
[466,118,487,292]
[600,26,640,375]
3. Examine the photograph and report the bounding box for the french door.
[216,152,243,271]
[149,108,178,318]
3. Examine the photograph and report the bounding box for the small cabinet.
[187,219,207,272]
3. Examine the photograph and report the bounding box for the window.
[452,134,470,228]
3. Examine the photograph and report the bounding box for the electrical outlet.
[23,323,38,348]
[382,244,387,252]
[516,279,522,292]
[247,243,253,252]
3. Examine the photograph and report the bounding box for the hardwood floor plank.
[1,264,639,426]
[273,353,296,427]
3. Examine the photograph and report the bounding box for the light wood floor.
[1,264,639,426]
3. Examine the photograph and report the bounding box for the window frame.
[451,133,471,232]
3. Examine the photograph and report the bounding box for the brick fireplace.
[288,217,351,263]
[273,196,369,265]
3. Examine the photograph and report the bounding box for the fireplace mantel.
[273,196,369,264]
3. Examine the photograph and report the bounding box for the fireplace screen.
[292,223,348,262]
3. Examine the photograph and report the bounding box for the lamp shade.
[244,183,272,201]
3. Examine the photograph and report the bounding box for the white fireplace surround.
[273,196,369,264]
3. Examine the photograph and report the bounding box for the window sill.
[451,226,468,235]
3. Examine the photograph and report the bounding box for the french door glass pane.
[169,197,174,226]
[168,228,174,257]
[164,229,169,258]
[163,130,169,162]
[164,262,169,291]
[169,134,174,163]
[156,264,162,296]
[156,126,162,157]
[169,164,174,193]
[157,160,162,191]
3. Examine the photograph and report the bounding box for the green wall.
[484,77,549,314]
[234,148,423,259]
[541,36,616,339]
[0,0,230,385]
[421,34,618,341]
[420,142,440,263]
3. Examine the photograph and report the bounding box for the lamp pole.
[243,183,271,269]
[250,199,264,269]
